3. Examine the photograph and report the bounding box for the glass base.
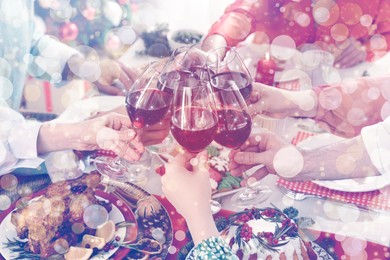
[94,156,129,182]
[146,134,176,155]
[230,186,272,208]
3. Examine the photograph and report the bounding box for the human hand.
[229,130,304,181]
[248,83,317,118]
[96,59,138,96]
[161,151,212,221]
[70,112,144,161]
[333,38,367,69]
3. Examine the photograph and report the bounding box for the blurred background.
[25,0,233,115]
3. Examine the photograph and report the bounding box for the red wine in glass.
[126,89,172,129]
[171,107,218,153]
[214,108,252,149]
[212,71,253,101]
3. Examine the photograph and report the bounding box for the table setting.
[1,42,390,260]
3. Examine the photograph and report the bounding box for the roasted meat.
[11,171,102,258]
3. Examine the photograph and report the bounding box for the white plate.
[56,96,125,123]
[297,133,390,192]
[0,195,127,260]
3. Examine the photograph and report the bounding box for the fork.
[278,185,321,200]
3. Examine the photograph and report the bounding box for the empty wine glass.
[207,46,254,101]
[94,61,173,182]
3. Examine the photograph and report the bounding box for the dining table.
[1,39,390,260]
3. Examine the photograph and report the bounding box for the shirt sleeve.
[361,116,390,176]
[187,236,237,260]
[206,0,259,47]
[312,76,388,138]
[0,107,44,176]
[28,34,81,83]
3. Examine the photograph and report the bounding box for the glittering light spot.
[367,87,380,100]
[273,146,303,178]
[190,158,199,167]
[336,153,356,175]
[72,222,85,234]
[347,107,366,126]
[318,88,342,110]
[335,231,346,242]
[0,58,11,77]
[270,35,297,61]
[0,195,11,210]
[118,26,137,45]
[341,237,367,257]
[0,143,7,165]
[152,228,164,240]
[294,12,310,27]
[381,102,390,120]
[168,245,177,254]
[83,205,109,229]
[0,76,14,100]
[339,3,362,25]
[96,128,120,150]
[370,34,388,51]
[360,14,373,27]
[313,7,330,24]
[331,23,349,42]
[1,174,18,191]
[175,230,186,241]
[323,200,340,220]
[337,203,360,223]
[53,238,69,254]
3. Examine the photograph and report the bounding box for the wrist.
[186,210,219,245]
[37,123,79,154]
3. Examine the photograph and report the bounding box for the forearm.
[291,135,380,181]
[186,211,219,245]
[37,123,79,154]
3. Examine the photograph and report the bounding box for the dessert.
[207,145,243,193]
[221,207,317,260]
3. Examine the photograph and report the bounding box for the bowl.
[168,28,204,51]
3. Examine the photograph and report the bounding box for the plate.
[0,180,174,260]
[297,133,390,192]
[56,96,125,123]
[0,189,135,260]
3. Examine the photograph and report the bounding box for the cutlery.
[211,180,268,199]
[119,238,162,255]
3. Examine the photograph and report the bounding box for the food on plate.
[95,220,116,243]
[221,207,317,260]
[64,246,93,260]
[207,145,244,193]
[136,196,162,218]
[10,172,119,258]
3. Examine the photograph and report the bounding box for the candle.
[255,52,277,86]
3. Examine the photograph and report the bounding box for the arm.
[250,76,388,138]
[0,107,43,175]
[229,130,382,182]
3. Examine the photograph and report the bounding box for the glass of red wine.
[206,46,253,101]
[170,79,218,153]
[94,61,173,182]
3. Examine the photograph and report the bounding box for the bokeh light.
[83,204,109,229]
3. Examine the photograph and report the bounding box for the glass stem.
[110,140,130,167]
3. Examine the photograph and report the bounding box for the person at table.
[0,106,144,176]
[201,0,390,68]
[0,0,136,110]
[229,77,389,182]
[161,152,235,259]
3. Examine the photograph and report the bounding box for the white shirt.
[361,116,390,177]
[0,106,44,176]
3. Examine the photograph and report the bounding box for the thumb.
[233,151,268,166]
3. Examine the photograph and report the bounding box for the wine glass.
[170,76,218,153]
[207,46,253,101]
[94,61,173,182]
[207,49,272,208]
